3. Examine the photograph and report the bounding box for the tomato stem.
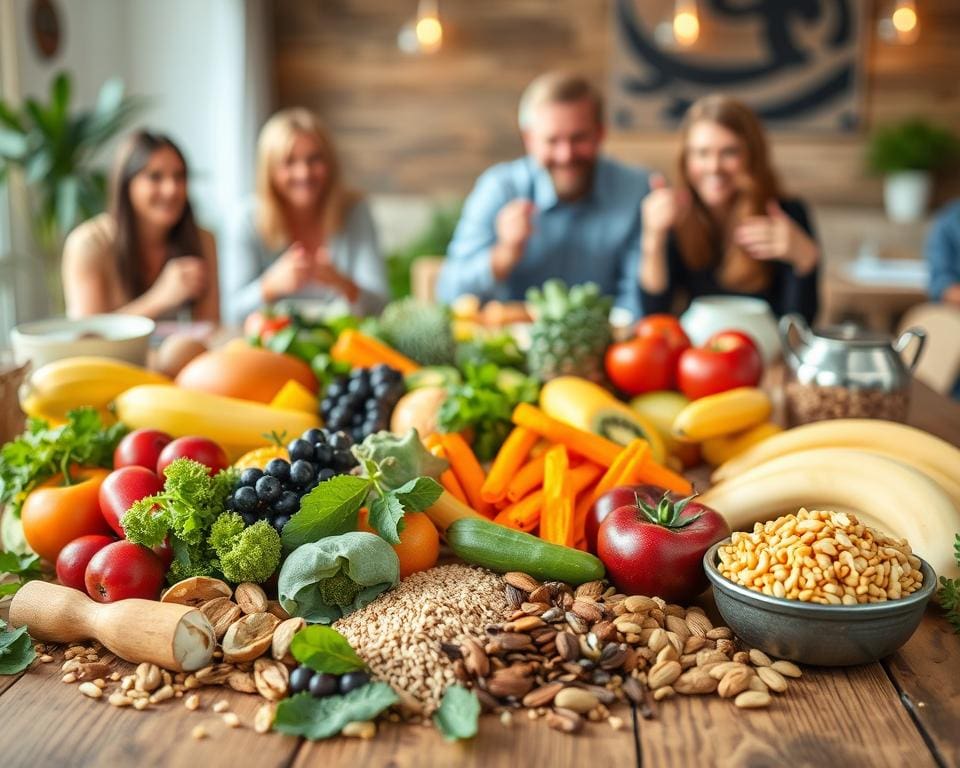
[636,490,703,529]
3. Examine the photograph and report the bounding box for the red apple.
[157,436,229,478]
[99,466,164,537]
[677,330,763,400]
[84,540,166,602]
[114,428,173,470]
[56,534,117,592]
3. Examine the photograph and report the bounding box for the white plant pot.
[884,171,932,223]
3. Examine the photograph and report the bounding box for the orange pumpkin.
[175,345,318,403]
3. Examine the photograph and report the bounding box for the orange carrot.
[481,427,539,505]
[421,434,469,505]
[506,454,547,503]
[512,403,621,466]
[572,440,647,548]
[331,329,420,374]
[494,489,544,532]
[541,445,575,547]
[439,432,494,518]
[629,451,693,495]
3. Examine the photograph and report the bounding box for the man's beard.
[548,158,596,201]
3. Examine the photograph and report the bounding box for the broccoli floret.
[316,570,362,607]
[208,513,282,584]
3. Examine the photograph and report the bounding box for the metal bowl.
[703,541,937,666]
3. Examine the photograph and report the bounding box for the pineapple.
[525,279,612,383]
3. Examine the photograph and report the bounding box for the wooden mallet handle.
[9,581,216,671]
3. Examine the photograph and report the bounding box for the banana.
[701,421,783,467]
[114,385,320,460]
[711,418,960,491]
[20,356,171,421]
[699,447,960,582]
[671,387,772,441]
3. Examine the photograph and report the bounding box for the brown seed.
[565,612,588,634]
[234,582,268,615]
[271,617,306,663]
[195,663,234,685]
[520,602,551,616]
[556,632,580,661]
[486,668,534,698]
[161,576,232,606]
[504,572,541,593]
[665,615,691,641]
[575,581,605,600]
[461,637,490,678]
[265,600,291,621]
[546,707,583,734]
[705,626,733,641]
[528,585,552,604]
[571,599,603,623]
[624,595,658,613]
[221,612,280,663]
[254,658,290,701]
[505,584,526,609]
[227,671,258,694]
[506,615,546,633]
[622,676,645,705]
[522,682,565,708]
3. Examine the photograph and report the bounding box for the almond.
[522,682,565,708]
[717,667,753,698]
[271,617,306,663]
[200,597,243,640]
[504,572,541,593]
[647,660,682,690]
[734,690,771,709]
[235,582,268,615]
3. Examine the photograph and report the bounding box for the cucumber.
[446,518,605,585]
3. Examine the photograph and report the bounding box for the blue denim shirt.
[437,155,651,318]
[926,199,960,302]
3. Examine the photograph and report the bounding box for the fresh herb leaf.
[433,684,480,741]
[938,533,960,634]
[281,475,372,551]
[368,493,406,545]
[290,625,365,673]
[273,683,398,740]
[391,476,443,513]
[0,551,42,596]
[0,620,36,675]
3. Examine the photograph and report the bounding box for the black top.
[640,198,819,323]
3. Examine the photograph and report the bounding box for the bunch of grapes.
[320,364,405,444]
[227,427,358,532]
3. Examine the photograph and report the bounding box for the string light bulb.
[673,0,700,47]
[878,0,919,44]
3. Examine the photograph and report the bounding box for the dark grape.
[333,450,356,471]
[290,666,312,694]
[319,398,336,416]
[239,467,264,487]
[287,438,315,463]
[318,468,336,482]
[329,431,353,450]
[224,494,237,512]
[240,510,259,527]
[347,377,371,399]
[289,460,315,486]
[314,443,333,466]
[273,515,290,531]
[255,475,282,503]
[338,671,370,694]
[265,458,291,482]
[274,490,300,516]
[309,673,339,697]
[233,485,259,513]
[326,410,348,431]
[303,427,325,444]
[372,382,394,401]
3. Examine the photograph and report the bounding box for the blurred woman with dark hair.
[62,130,219,321]
[639,95,820,321]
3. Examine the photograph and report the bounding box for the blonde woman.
[222,108,387,325]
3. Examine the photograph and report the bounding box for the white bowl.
[680,296,780,364]
[10,314,155,369]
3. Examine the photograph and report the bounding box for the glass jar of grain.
[780,314,925,426]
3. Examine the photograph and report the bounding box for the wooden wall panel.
[272,0,960,205]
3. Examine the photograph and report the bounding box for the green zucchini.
[446,518,605,585]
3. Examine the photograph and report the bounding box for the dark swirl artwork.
[610,0,866,132]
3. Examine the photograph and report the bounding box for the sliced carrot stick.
[481,426,539,505]
[541,445,575,547]
[505,454,547,503]
[572,440,647,545]
[331,329,420,374]
[420,435,468,504]
[630,451,693,495]
[439,432,494,518]
[494,489,544,532]
[512,403,621,467]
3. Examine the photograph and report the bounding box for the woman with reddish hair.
[639,95,820,321]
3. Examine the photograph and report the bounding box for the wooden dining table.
[0,378,958,768]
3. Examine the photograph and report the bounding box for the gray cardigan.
[221,199,388,325]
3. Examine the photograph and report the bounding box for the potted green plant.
[867,118,960,222]
[0,71,143,261]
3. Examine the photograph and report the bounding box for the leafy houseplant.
[386,203,461,299]
[0,72,144,255]
[867,119,960,222]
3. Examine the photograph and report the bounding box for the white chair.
[898,303,960,395]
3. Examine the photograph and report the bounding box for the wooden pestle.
[9,581,216,672]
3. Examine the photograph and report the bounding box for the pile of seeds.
[450,572,803,734]
[333,564,509,715]
[717,508,923,603]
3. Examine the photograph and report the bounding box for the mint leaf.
[433,684,480,741]
[392,476,443,512]
[273,683,398,740]
[290,625,365,674]
[282,475,371,551]
[368,494,405,545]
[0,621,35,675]
[0,552,42,597]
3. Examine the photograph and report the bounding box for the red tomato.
[56,534,116,592]
[99,466,164,537]
[677,330,763,400]
[605,337,674,395]
[243,310,291,344]
[85,540,167,602]
[157,436,229,478]
[21,468,113,563]
[636,315,691,364]
[597,487,730,604]
[114,428,173,470]
[584,484,648,555]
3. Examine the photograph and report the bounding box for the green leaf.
[93,78,125,119]
[0,551,42,595]
[51,72,71,118]
[281,475,371,551]
[273,683,398,740]
[432,684,480,741]
[0,127,28,160]
[392,476,443,513]
[290,625,365,674]
[368,493,405,545]
[55,176,80,239]
[0,622,36,676]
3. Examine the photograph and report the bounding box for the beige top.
[62,213,219,322]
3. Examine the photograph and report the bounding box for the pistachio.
[222,612,280,663]
[234,582,268,615]
[161,576,232,606]
[199,597,243,640]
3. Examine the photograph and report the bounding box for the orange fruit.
[358,509,439,579]
[232,445,289,470]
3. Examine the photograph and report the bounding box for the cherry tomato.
[157,436,229,478]
[55,534,117,592]
[635,315,691,365]
[21,467,112,563]
[677,330,763,400]
[99,466,164,538]
[114,428,173,471]
[85,540,167,602]
[605,336,675,395]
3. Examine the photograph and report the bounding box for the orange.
[233,445,289,470]
[358,509,439,579]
